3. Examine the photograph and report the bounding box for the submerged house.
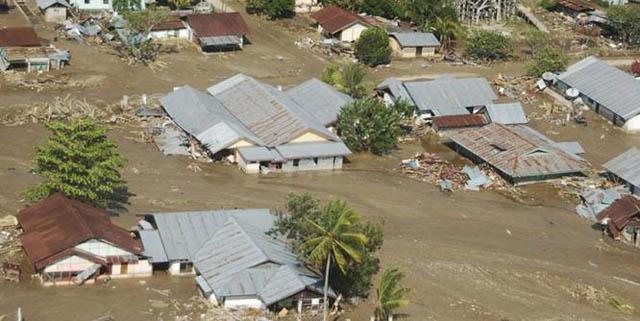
[311,5,372,42]
[185,13,249,52]
[444,123,590,184]
[18,193,152,286]
[0,27,69,72]
[376,75,498,118]
[160,74,352,174]
[388,32,440,58]
[603,148,640,197]
[555,56,640,131]
[138,210,334,311]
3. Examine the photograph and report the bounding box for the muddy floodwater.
[1,124,640,321]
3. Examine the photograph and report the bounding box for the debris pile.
[400,153,509,191]
[493,74,538,104]
[0,215,21,282]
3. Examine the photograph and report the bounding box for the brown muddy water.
[1,124,640,321]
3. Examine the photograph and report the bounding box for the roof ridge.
[65,198,96,239]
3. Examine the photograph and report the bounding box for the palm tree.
[426,17,464,51]
[302,200,368,321]
[374,267,410,321]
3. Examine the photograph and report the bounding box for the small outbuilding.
[150,19,190,40]
[603,147,640,197]
[389,32,440,58]
[185,13,249,52]
[37,0,70,24]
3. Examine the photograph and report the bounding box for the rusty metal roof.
[310,5,372,34]
[151,19,187,31]
[556,0,593,11]
[445,123,590,180]
[0,27,41,47]
[18,193,143,271]
[432,114,487,130]
[185,13,249,38]
[596,196,640,238]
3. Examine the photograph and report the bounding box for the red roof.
[18,193,143,271]
[185,13,249,38]
[310,5,371,34]
[556,0,594,12]
[0,27,41,47]
[596,196,640,234]
[432,114,488,130]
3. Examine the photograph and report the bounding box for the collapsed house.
[554,56,640,131]
[138,210,335,311]
[159,74,352,174]
[603,148,640,197]
[376,75,498,119]
[596,196,640,247]
[37,0,70,24]
[388,32,440,58]
[0,27,69,72]
[443,123,590,184]
[185,13,249,52]
[18,193,152,286]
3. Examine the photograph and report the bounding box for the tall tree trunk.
[323,254,331,321]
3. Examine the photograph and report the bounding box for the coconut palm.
[302,200,368,321]
[374,267,410,321]
[426,17,464,50]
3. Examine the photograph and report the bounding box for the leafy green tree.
[337,98,405,155]
[168,0,193,9]
[355,28,392,66]
[270,193,384,298]
[467,30,512,61]
[112,0,141,12]
[607,5,640,46]
[360,0,403,19]
[374,267,410,321]
[25,118,127,210]
[246,0,294,19]
[123,7,171,33]
[319,0,361,11]
[322,63,368,98]
[120,8,170,64]
[526,47,568,77]
[424,16,464,50]
[403,0,457,26]
[301,200,368,321]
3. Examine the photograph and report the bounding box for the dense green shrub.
[355,28,392,66]
[526,47,569,77]
[467,30,512,61]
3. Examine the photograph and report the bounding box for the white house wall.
[75,239,132,257]
[43,255,94,273]
[111,260,153,278]
[338,24,368,42]
[150,28,191,40]
[168,261,195,275]
[623,114,640,132]
[223,296,266,310]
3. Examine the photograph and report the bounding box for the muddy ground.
[2,2,640,321]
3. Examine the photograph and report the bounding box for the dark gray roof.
[557,56,640,121]
[285,78,353,126]
[389,32,440,47]
[551,142,585,155]
[603,147,640,187]
[138,230,168,263]
[484,102,528,125]
[207,74,339,146]
[143,209,274,262]
[376,77,414,105]
[37,0,70,9]
[378,75,497,115]
[159,85,262,155]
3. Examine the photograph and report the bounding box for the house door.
[121,263,128,275]
[415,47,423,57]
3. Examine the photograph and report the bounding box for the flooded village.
[1,0,640,320]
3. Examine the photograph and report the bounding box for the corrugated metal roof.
[199,35,242,47]
[310,5,371,34]
[139,230,168,263]
[160,85,262,155]
[603,147,640,187]
[37,0,70,9]
[151,19,186,31]
[551,141,585,155]
[0,27,41,47]
[185,13,249,38]
[276,142,351,159]
[446,123,590,180]
[146,209,273,261]
[389,32,440,47]
[237,146,284,162]
[376,77,414,106]
[556,0,593,11]
[206,74,339,146]
[285,78,353,126]
[390,75,497,114]
[484,103,528,125]
[432,114,488,130]
[557,56,640,121]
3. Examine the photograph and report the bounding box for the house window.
[103,0,108,4]
[313,158,318,165]
[84,0,90,4]
[293,159,300,167]
[180,262,193,273]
